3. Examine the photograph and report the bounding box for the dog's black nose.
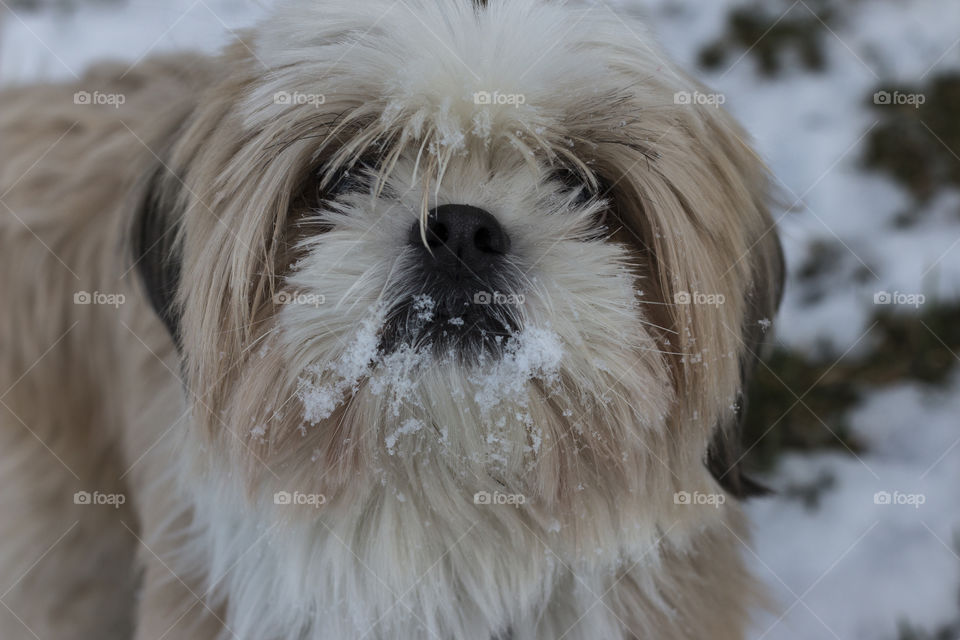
[408,204,510,273]
[387,204,519,357]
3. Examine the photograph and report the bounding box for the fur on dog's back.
[0,55,214,640]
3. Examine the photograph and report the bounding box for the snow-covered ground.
[2,0,958,638]
[748,377,960,639]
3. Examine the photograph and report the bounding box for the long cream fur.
[0,1,782,639]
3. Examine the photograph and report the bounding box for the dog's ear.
[707,234,784,497]
[595,88,785,500]
[131,161,185,349]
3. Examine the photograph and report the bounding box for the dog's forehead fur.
[243,0,674,162]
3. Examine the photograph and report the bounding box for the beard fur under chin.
[215,301,714,547]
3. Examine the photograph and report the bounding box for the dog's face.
[136,0,782,533]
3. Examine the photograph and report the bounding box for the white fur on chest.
[187,464,717,640]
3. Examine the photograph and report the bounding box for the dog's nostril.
[426,222,448,247]
[473,227,495,254]
[409,204,510,267]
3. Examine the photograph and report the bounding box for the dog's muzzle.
[380,204,521,357]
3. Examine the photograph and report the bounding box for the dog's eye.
[323,165,373,199]
[550,167,613,231]
[550,167,606,207]
[320,156,382,201]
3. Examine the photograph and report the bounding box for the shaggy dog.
[0,0,782,638]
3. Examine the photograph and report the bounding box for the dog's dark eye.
[324,168,368,197]
[320,155,382,201]
[550,167,612,230]
[323,164,373,199]
[550,167,607,207]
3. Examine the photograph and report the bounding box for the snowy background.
[2,0,958,638]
